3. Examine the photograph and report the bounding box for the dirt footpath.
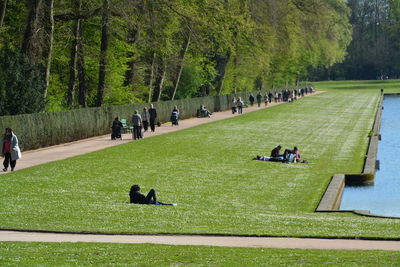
[1,231,399,251]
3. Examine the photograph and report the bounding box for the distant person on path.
[149,104,157,132]
[171,106,180,126]
[264,93,268,106]
[131,110,143,140]
[111,117,123,140]
[237,97,244,114]
[142,107,150,132]
[199,105,212,117]
[249,94,255,106]
[256,92,262,107]
[2,128,21,172]
[231,97,237,114]
[129,185,176,206]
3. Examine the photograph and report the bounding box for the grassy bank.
[1,242,400,266]
[1,80,399,239]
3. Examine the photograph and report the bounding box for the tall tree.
[95,0,109,107]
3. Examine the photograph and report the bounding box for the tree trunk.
[154,61,167,102]
[96,0,109,107]
[77,19,88,108]
[67,0,82,107]
[0,0,7,29]
[171,32,191,100]
[21,0,43,63]
[147,52,156,103]
[214,51,231,95]
[42,0,54,98]
[123,28,139,87]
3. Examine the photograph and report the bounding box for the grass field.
[1,242,400,266]
[1,80,400,239]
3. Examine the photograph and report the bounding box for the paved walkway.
[1,231,400,251]
[1,92,321,173]
[7,91,397,251]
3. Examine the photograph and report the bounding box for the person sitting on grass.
[270,145,283,160]
[254,146,309,163]
[129,185,176,206]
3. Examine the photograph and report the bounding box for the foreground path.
[1,92,321,173]
[1,231,400,251]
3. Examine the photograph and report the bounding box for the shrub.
[0,46,46,116]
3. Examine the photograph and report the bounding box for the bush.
[0,46,46,116]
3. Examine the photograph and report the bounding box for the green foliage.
[0,46,46,116]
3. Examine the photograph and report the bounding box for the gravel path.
[1,230,400,251]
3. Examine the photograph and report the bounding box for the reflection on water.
[340,95,400,217]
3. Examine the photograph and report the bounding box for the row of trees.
[0,0,352,115]
[317,0,400,80]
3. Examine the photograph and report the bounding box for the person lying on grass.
[129,185,176,206]
[254,146,309,163]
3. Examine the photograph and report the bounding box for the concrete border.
[316,94,399,218]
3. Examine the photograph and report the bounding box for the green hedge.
[0,88,304,151]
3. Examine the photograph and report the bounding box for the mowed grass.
[1,80,400,238]
[2,242,400,267]
[314,79,400,93]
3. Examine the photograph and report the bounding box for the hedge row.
[0,88,301,151]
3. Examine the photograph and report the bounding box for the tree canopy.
[0,0,352,114]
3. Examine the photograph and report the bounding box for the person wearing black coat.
[148,104,157,132]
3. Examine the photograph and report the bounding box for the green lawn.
[1,242,400,266]
[1,80,400,239]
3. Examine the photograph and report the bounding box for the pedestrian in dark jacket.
[148,104,157,132]
[256,92,262,107]
[249,94,255,106]
[111,117,123,140]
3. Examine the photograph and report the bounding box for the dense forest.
[319,0,400,80]
[0,0,353,115]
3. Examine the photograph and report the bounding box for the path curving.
[1,230,400,251]
[1,92,322,173]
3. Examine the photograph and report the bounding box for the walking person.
[256,92,262,107]
[131,110,143,140]
[141,107,150,132]
[2,128,21,172]
[249,94,255,106]
[231,97,237,114]
[237,97,244,114]
[148,104,157,132]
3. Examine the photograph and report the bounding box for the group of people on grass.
[254,145,309,164]
[131,144,309,206]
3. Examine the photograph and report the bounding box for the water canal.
[340,95,400,217]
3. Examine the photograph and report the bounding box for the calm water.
[340,95,400,217]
